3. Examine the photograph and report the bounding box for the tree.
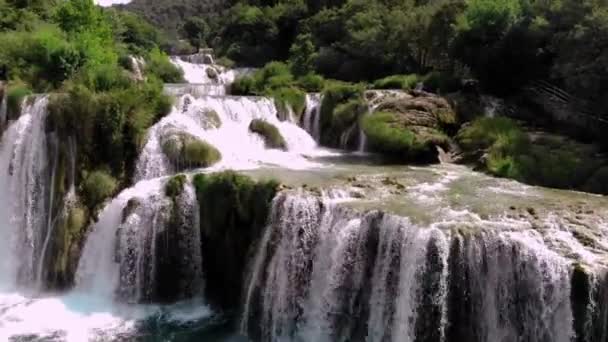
[288,33,317,76]
[182,16,209,50]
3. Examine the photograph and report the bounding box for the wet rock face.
[115,182,202,304]
[374,91,457,130]
[193,171,279,309]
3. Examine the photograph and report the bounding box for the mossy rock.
[46,199,90,291]
[206,67,219,80]
[249,119,287,150]
[271,87,306,122]
[193,171,279,309]
[161,132,221,170]
[80,170,118,210]
[374,92,457,130]
[165,174,187,197]
[319,82,365,147]
[200,109,222,129]
[362,111,449,162]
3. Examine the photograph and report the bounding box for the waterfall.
[170,57,254,95]
[0,96,51,289]
[76,178,203,304]
[241,192,603,342]
[136,95,322,180]
[303,93,322,142]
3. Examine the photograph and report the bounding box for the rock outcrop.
[362,90,457,162]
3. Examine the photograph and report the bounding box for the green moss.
[456,117,603,191]
[332,99,367,131]
[373,74,420,90]
[193,171,279,309]
[296,73,325,92]
[362,111,449,161]
[161,132,221,169]
[249,119,287,150]
[80,170,118,210]
[271,87,306,120]
[165,174,187,198]
[319,82,365,146]
[6,82,32,119]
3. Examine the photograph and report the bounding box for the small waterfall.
[76,178,202,303]
[136,95,321,180]
[302,93,322,142]
[241,192,598,342]
[0,96,51,289]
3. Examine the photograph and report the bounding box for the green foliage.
[457,117,603,190]
[332,99,367,131]
[362,111,448,161]
[145,48,184,83]
[182,16,209,50]
[296,73,325,92]
[162,133,222,170]
[289,33,317,76]
[271,87,306,119]
[81,170,117,210]
[192,170,278,308]
[319,81,364,146]
[373,74,420,90]
[165,174,187,198]
[6,82,32,119]
[249,119,287,150]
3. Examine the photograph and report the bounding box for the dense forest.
[123,0,608,112]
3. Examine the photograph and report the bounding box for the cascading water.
[170,57,254,96]
[0,96,52,289]
[136,94,325,180]
[302,93,322,142]
[242,191,607,342]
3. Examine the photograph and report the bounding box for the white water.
[136,95,330,180]
[171,57,254,87]
[302,93,322,142]
[0,96,50,289]
[242,192,583,342]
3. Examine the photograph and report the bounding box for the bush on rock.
[249,119,287,150]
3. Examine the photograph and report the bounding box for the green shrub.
[231,75,256,95]
[216,56,235,68]
[296,73,325,92]
[81,170,118,209]
[362,111,448,161]
[145,48,183,83]
[6,83,32,119]
[319,81,364,146]
[332,99,367,130]
[271,87,306,119]
[165,174,187,197]
[249,119,287,150]
[373,74,420,90]
[456,117,602,190]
